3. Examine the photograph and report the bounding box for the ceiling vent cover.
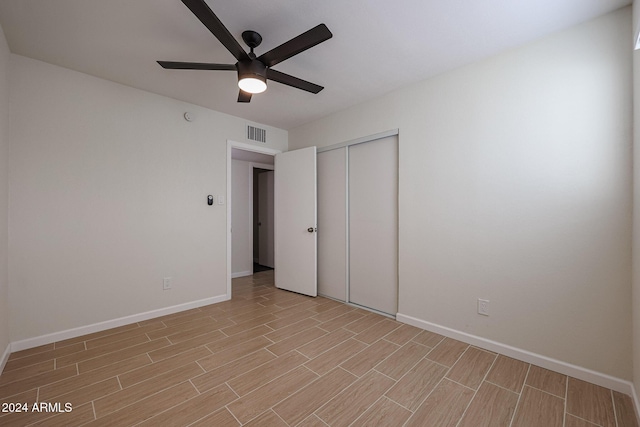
[247,125,267,143]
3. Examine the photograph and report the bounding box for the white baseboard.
[0,342,10,373]
[11,294,230,352]
[396,313,636,396]
[232,271,252,279]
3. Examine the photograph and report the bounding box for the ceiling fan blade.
[238,90,252,103]
[181,0,249,61]
[257,24,332,67]
[266,69,323,94]
[158,61,236,70]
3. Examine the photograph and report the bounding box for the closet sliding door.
[348,136,398,315]
[317,148,347,300]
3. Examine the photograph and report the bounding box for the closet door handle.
[307,227,316,233]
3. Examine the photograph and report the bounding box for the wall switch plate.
[478,298,489,316]
[218,195,225,205]
[163,277,172,290]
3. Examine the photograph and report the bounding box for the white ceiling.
[0,0,631,130]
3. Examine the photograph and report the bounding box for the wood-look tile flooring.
[1,270,638,426]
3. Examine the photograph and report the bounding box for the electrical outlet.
[163,277,172,290]
[478,299,489,316]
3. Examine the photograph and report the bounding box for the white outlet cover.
[478,299,489,316]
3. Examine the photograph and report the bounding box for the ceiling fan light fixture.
[238,60,267,94]
[238,76,267,94]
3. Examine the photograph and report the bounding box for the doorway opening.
[226,141,281,298]
[253,168,274,272]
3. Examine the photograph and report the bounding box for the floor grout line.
[372,367,400,383]
[399,377,449,427]
[454,347,502,427]
[483,379,522,395]
[383,392,416,414]
[292,364,366,423]
[522,383,567,400]
[444,376,480,393]
[224,381,241,399]
[272,409,292,427]
[125,381,203,427]
[347,394,396,427]
[611,388,620,427]
[566,412,605,426]
[232,365,321,426]
[508,363,531,427]
[99,379,198,422]
[229,359,319,404]
[454,382,479,427]
[428,357,455,371]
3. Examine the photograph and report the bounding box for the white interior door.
[274,147,317,296]
[258,171,274,268]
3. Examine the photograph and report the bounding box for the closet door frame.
[317,129,399,316]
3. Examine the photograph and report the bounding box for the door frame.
[227,140,281,298]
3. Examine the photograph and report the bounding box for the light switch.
[218,195,225,205]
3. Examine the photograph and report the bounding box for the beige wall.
[290,8,633,379]
[0,23,9,359]
[7,55,287,342]
[633,0,640,404]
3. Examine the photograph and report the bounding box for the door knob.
[307,227,315,233]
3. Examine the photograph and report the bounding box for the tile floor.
[0,270,638,426]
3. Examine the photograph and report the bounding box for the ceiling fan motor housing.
[237,59,267,82]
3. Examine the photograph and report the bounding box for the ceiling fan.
[158,0,333,103]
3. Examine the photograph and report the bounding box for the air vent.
[247,125,267,143]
